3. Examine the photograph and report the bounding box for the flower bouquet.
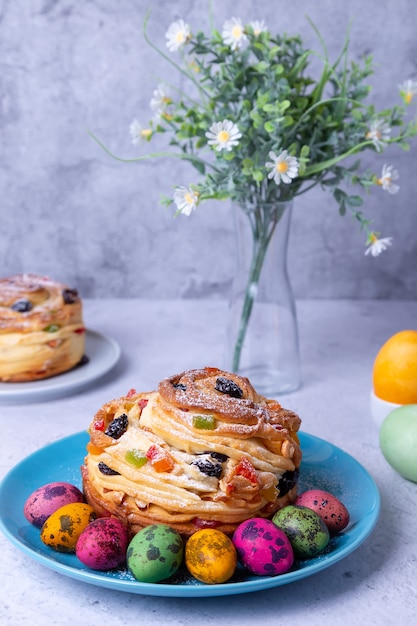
[91,11,417,392]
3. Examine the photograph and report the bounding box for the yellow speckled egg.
[40,502,96,553]
[185,529,237,584]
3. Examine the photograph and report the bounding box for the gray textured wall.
[1,0,416,299]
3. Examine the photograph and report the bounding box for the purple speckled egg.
[76,517,129,570]
[23,482,84,527]
[232,518,294,576]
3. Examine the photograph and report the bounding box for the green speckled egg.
[127,524,184,583]
[272,505,330,558]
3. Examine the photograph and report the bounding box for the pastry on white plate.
[0,273,86,382]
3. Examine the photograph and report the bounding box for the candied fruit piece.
[43,324,60,332]
[236,457,258,484]
[146,445,175,472]
[125,449,148,468]
[93,419,105,431]
[192,414,216,430]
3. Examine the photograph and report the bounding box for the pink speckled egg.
[295,489,350,535]
[24,482,84,528]
[76,517,129,570]
[232,518,294,576]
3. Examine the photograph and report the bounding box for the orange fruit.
[373,330,417,404]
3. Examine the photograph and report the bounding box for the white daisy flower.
[365,234,393,257]
[205,119,242,151]
[173,186,200,216]
[398,79,417,105]
[249,20,267,36]
[150,84,172,120]
[377,164,400,194]
[129,119,152,146]
[265,150,299,185]
[366,119,391,152]
[222,17,247,50]
[165,19,191,52]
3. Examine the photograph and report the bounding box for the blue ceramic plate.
[0,330,120,403]
[0,431,380,597]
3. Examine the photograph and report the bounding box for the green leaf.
[298,162,306,176]
[399,142,410,151]
[262,103,277,113]
[254,61,269,74]
[346,195,363,207]
[252,170,264,182]
[264,121,275,133]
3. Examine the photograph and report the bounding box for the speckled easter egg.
[76,517,129,570]
[272,505,330,558]
[379,404,417,482]
[40,502,96,552]
[185,529,237,584]
[23,482,84,528]
[295,489,350,534]
[232,518,294,576]
[127,524,184,583]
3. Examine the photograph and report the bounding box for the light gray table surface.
[1,298,416,626]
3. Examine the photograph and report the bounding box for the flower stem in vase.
[232,230,272,372]
[227,201,301,395]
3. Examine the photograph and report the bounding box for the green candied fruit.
[192,414,216,430]
[125,449,148,468]
[43,324,60,332]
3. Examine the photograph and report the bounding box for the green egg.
[272,505,330,558]
[379,404,417,482]
[127,524,184,583]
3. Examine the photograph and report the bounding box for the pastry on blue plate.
[82,367,302,536]
[0,273,85,382]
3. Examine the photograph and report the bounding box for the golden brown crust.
[82,368,302,536]
[0,273,85,382]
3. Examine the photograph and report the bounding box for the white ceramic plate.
[0,330,120,403]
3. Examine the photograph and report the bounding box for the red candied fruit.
[193,517,221,529]
[236,457,258,484]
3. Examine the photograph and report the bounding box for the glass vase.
[225,200,301,396]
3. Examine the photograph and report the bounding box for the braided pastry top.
[0,273,83,334]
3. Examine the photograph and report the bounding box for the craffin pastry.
[0,273,86,382]
[82,367,302,536]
